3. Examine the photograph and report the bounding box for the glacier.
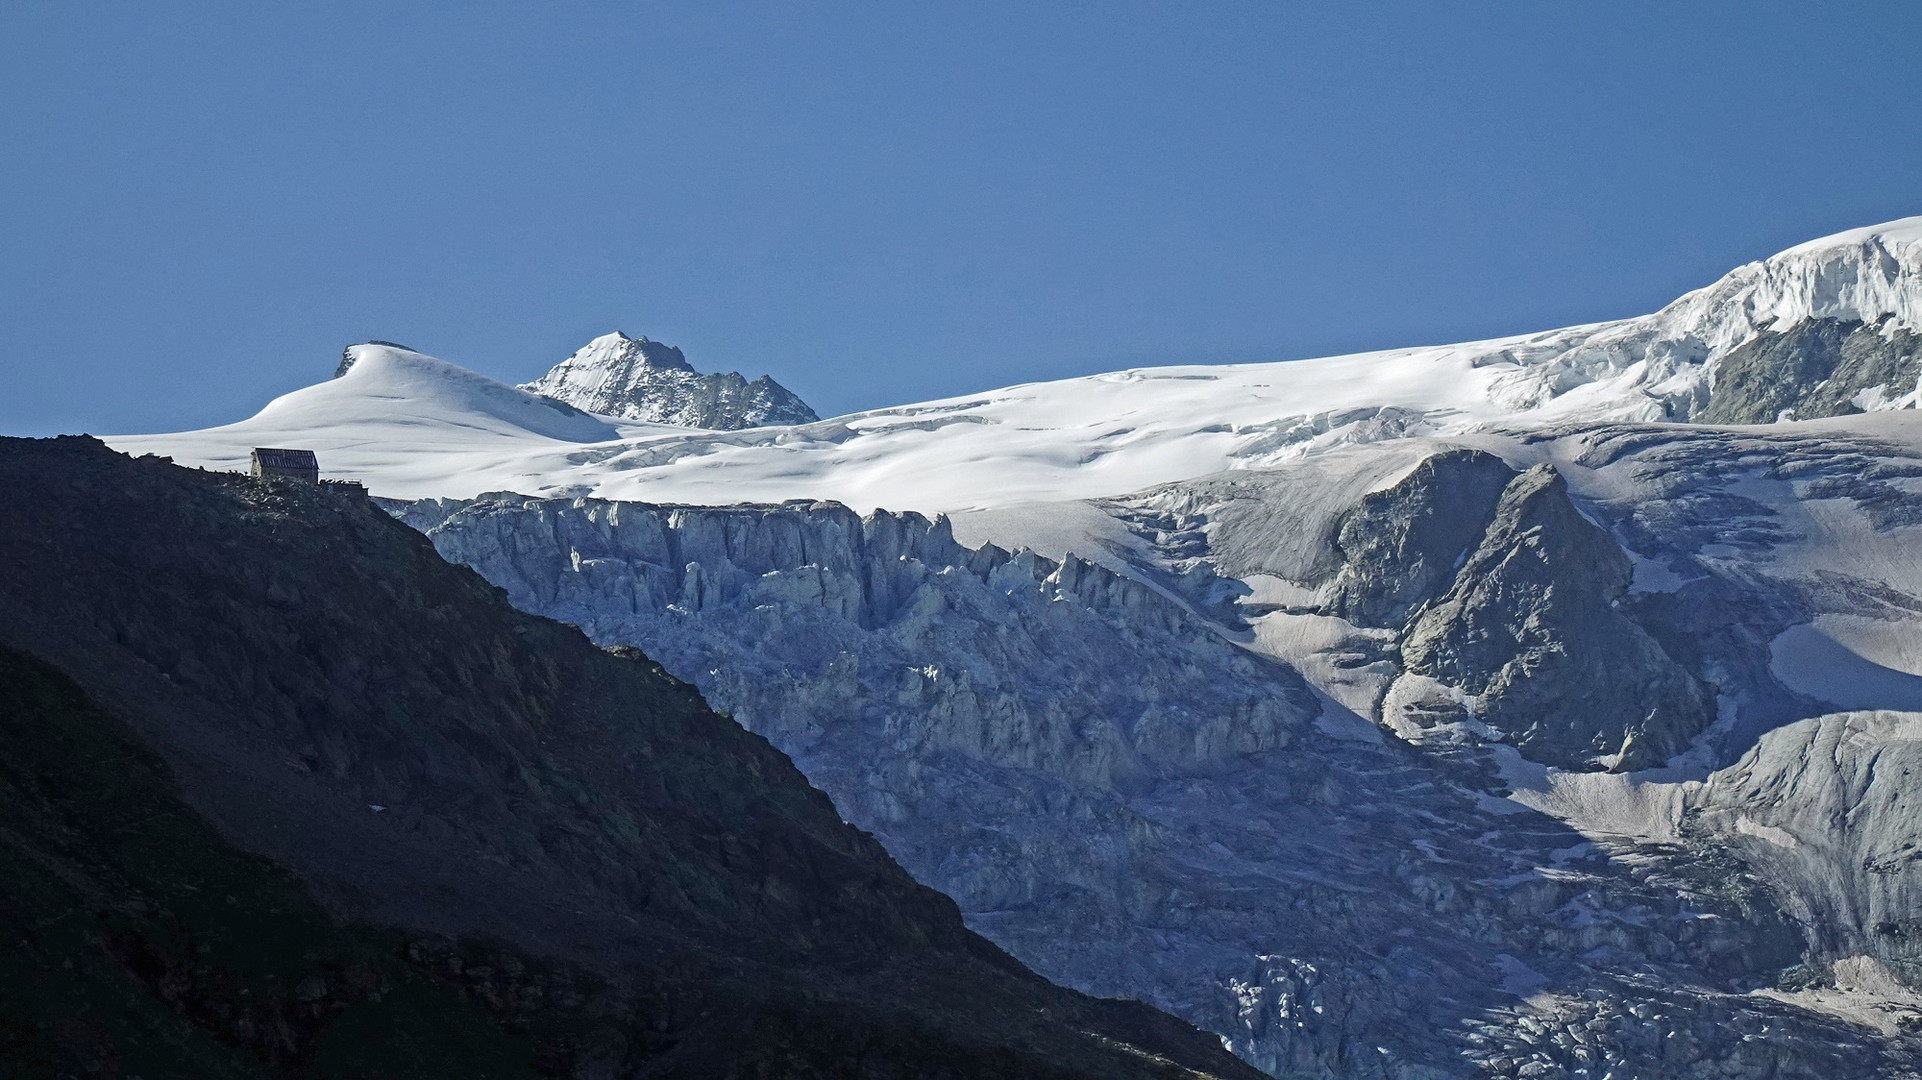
[111,216,1922,511]
[106,215,1922,1077]
[388,485,1872,1075]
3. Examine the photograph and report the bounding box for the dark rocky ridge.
[0,644,564,1079]
[0,436,1257,1080]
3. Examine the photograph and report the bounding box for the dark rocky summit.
[0,436,1256,1080]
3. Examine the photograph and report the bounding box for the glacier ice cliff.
[392,435,1922,1076]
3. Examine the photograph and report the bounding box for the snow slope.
[112,217,1922,510]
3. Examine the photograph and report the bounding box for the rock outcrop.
[1323,448,1519,629]
[1701,316,1922,424]
[1400,464,1714,771]
[1691,710,1922,982]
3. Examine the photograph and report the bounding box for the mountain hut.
[250,447,319,484]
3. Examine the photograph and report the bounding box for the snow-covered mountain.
[106,215,1922,1077]
[521,330,820,429]
[112,217,1921,510]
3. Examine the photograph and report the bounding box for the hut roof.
[252,448,318,469]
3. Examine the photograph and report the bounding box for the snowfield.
[110,216,1922,515]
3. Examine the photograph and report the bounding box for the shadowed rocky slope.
[0,436,1256,1080]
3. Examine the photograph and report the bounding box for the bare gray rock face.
[1400,464,1714,771]
[1701,316,1922,424]
[1324,448,1518,629]
[521,330,820,429]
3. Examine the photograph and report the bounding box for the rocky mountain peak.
[521,331,820,430]
[584,330,697,373]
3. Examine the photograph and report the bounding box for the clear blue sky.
[4,1,1918,436]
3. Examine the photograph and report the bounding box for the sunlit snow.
[111,216,1922,513]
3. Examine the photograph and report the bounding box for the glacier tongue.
[391,450,1922,1076]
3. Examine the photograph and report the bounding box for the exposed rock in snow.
[1700,317,1922,423]
[1476,217,1922,425]
[1064,419,1922,1070]
[521,330,819,429]
[1691,711,1922,982]
[1397,464,1713,772]
[1322,448,1517,630]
